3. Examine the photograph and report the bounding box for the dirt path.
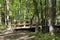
[0,30,36,40]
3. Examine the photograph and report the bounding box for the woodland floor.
[0,30,36,40]
[0,30,60,40]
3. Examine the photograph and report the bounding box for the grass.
[0,24,7,30]
[55,33,60,40]
[29,32,60,40]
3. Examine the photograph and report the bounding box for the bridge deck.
[12,23,36,29]
[12,23,60,29]
[15,26,35,29]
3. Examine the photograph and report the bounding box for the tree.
[17,0,21,24]
[5,0,11,30]
[40,0,43,32]
[24,0,29,27]
[0,4,2,24]
[42,0,49,32]
[33,0,39,32]
[48,0,56,35]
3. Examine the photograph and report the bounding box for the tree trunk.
[43,0,49,32]
[18,0,21,24]
[51,0,56,26]
[0,4,2,24]
[5,0,11,30]
[24,0,29,27]
[33,0,39,32]
[40,0,43,32]
[49,0,56,35]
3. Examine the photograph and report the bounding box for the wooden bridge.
[11,19,60,30]
[12,20,36,29]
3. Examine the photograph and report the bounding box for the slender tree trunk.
[43,0,49,32]
[40,0,43,32]
[51,0,56,34]
[24,0,28,27]
[49,0,56,35]
[48,0,54,35]
[5,0,11,30]
[18,0,21,19]
[0,4,2,24]
[51,0,56,26]
[59,1,60,18]
[48,0,53,35]
[18,0,21,24]
[33,0,39,32]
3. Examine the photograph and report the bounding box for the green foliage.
[55,33,60,40]
[29,32,58,40]
[9,0,35,20]
[0,24,7,30]
[0,0,60,21]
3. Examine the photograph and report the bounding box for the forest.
[0,0,60,40]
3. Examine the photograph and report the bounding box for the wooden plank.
[12,23,36,27]
[14,20,30,22]
[16,27,30,29]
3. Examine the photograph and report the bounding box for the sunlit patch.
[9,11,12,16]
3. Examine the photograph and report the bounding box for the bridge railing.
[11,20,36,29]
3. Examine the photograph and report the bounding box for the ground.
[0,30,36,40]
[0,30,60,40]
